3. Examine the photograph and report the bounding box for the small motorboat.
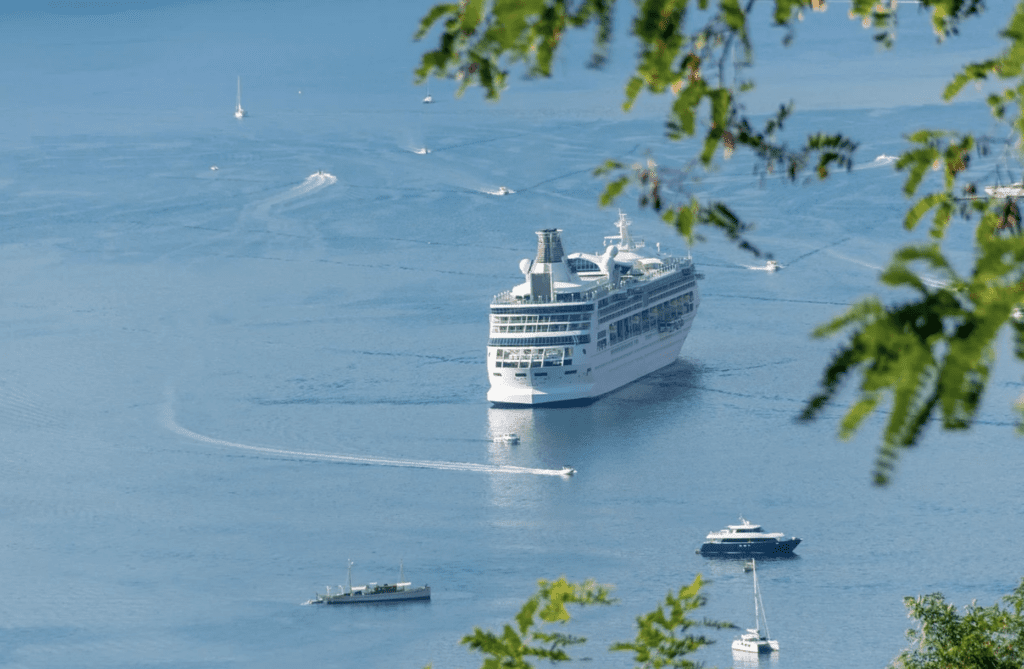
[493,433,520,444]
[234,76,247,119]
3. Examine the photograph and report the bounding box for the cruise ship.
[487,212,701,405]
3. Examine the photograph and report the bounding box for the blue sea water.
[2,2,1023,668]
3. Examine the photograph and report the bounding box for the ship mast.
[751,559,772,640]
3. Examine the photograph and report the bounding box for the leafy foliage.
[801,1,1024,484]
[414,1,1024,482]
[889,577,1024,669]
[415,0,857,254]
[610,574,735,668]
[457,577,615,668]
[442,575,729,669]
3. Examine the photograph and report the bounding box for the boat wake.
[247,172,337,228]
[742,259,782,272]
[293,171,337,193]
[855,154,898,170]
[825,250,948,288]
[161,404,572,477]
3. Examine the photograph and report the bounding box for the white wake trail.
[251,172,338,220]
[161,405,571,477]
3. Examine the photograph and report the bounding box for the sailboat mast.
[751,559,760,633]
[752,559,773,640]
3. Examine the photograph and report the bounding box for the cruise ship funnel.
[535,229,565,264]
[528,229,576,301]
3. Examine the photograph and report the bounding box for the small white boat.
[732,559,779,654]
[494,186,513,196]
[746,259,781,272]
[234,76,247,119]
[305,560,430,605]
[559,466,576,477]
[983,181,1024,196]
[493,433,520,444]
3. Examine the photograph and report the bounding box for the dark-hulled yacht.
[699,517,801,557]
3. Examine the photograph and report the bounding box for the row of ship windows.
[598,283,693,325]
[493,370,579,376]
[495,347,574,359]
[490,304,594,315]
[594,271,689,310]
[646,279,696,305]
[494,360,574,368]
[596,293,694,350]
[493,346,573,368]
[491,313,591,324]
[491,322,591,334]
[487,335,591,347]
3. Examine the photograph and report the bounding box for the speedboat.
[234,76,247,119]
[493,433,520,444]
[699,517,800,557]
[559,466,576,477]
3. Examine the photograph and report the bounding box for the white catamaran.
[234,76,247,119]
[487,212,701,405]
[731,559,780,654]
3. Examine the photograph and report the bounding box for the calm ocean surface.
[2,2,1022,668]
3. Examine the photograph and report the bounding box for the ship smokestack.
[535,229,565,264]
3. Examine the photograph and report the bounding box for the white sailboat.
[234,76,247,119]
[732,559,779,654]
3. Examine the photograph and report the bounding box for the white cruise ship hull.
[487,317,694,405]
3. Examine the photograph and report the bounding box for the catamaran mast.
[752,559,772,640]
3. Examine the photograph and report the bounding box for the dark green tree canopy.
[889,577,1024,669]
